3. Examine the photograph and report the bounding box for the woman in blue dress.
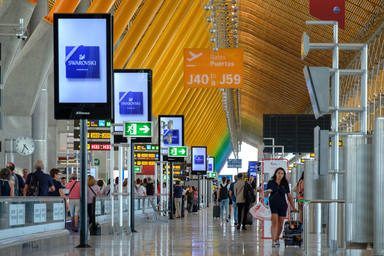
[264,167,297,248]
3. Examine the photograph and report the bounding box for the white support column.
[361,45,368,133]
[329,23,340,251]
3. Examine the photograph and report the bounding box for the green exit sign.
[168,146,188,157]
[93,158,100,166]
[207,172,217,178]
[124,122,153,137]
[134,166,142,173]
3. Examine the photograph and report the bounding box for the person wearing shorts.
[265,168,297,248]
[66,175,80,232]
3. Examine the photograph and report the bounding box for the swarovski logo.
[65,45,100,79]
[76,111,90,115]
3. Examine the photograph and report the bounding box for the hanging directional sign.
[168,146,188,157]
[124,122,153,137]
[184,48,243,89]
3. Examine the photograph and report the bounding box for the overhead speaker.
[303,66,330,119]
[301,32,310,60]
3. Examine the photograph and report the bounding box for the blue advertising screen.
[113,70,152,131]
[207,157,215,172]
[248,161,260,177]
[54,14,112,120]
[57,18,108,103]
[192,147,207,174]
[159,116,184,149]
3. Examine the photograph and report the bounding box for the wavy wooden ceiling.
[46,0,384,153]
[239,0,384,143]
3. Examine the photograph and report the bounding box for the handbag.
[249,202,272,221]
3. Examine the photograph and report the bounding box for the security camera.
[16,33,27,40]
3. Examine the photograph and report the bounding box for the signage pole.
[169,162,174,219]
[129,137,136,232]
[109,126,114,234]
[197,175,201,210]
[127,139,131,233]
[77,119,90,248]
[166,161,169,215]
[118,144,123,233]
[160,152,163,214]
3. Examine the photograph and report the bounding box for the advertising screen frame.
[191,146,207,175]
[207,156,215,179]
[113,69,152,124]
[53,13,113,120]
[158,115,185,160]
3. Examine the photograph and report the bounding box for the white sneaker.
[276,240,280,247]
[272,241,277,248]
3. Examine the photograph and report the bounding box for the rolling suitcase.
[213,204,220,218]
[283,212,302,247]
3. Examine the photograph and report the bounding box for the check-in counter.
[0,197,66,241]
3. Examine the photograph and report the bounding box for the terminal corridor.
[0,207,374,256]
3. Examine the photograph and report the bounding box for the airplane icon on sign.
[187,51,203,62]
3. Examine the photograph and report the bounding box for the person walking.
[234,173,248,230]
[24,161,55,196]
[217,177,230,222]
[264,168,298,248]
[229,175,238,225]
[173,181,183,218]
[0,168,14,196]
[227,179,232,219]
[187,186,194,213]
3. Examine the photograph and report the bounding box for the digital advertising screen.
[54,13,112,119]
[207,157,215,172]
[158,115,184,150]
[192,146,207,175]
[113,70,152,131]
[248,161,260,177]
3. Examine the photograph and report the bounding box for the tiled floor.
[0,207,375,256]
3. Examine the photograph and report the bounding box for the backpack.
[219,184,229,200]
[244,182,256,204]
[146,183,154,196]
[26,173,40,196]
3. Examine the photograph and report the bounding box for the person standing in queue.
[7,162,24,196]
[0,168,14,196]
[264,167,298,248]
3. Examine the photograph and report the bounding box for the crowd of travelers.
[172,182,199,218]
[215,173,257,230]
[0,160,162,232]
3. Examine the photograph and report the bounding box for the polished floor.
[1,207,375,256]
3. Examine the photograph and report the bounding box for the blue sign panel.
[119,91,144,115]
[248,161,261,177]
[227,159,242,168]
[65,45,100,79]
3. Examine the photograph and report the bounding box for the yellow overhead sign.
[184,48,243,88]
